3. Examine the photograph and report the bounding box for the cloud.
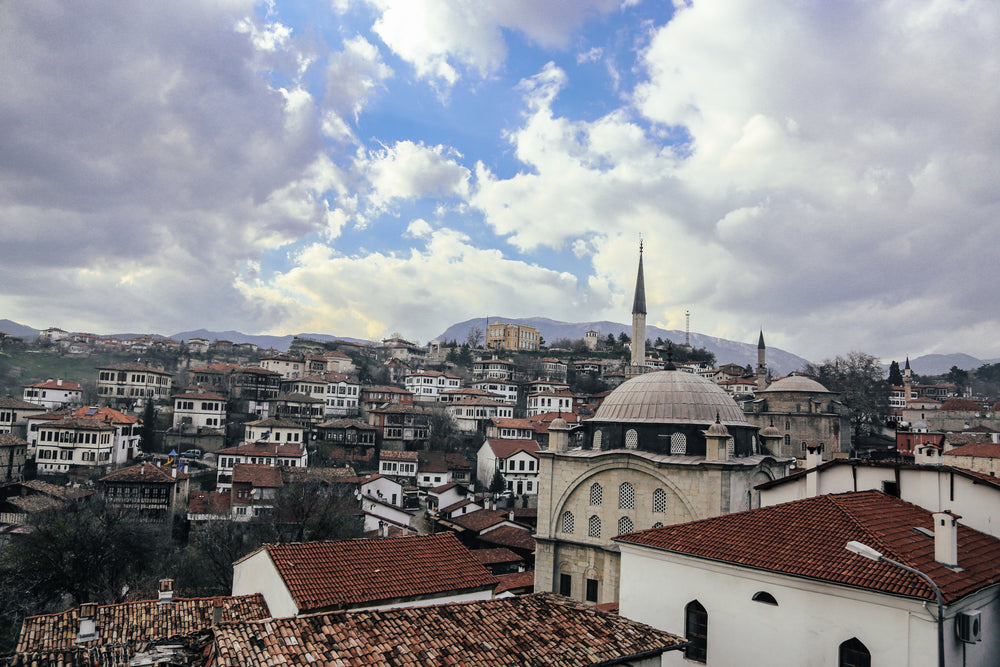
[324,35,394,124]
[350,0,623,85]
[363,140,471,215]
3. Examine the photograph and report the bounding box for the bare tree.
[802,351,889,440]
[466,327,484,348]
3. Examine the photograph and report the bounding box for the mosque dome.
[760,375,831,394]
[591,370,748,426]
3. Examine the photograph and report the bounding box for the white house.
[477,439,540,495]
[471,379,519,404]
[616,491,1000,667]
[378,450,419,484]
[0,397,47,435]
[215,422,308,491]
[259,355,305,379]
[22,379,82,410]
[96,362,173,410]
[526,391,573,417]
[231,533,498,617]
[171,389,227,431]
[34,418,117,474]
[446,398,514,433]
[186,337,211,354]
[323,372,360,416]
[242,417,305,445]
[404,370,462,402]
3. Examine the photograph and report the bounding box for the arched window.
[588,515,601,538]
[652,522,664,528]
[752,591,778,605]
[785,418,791,430]
[684,600,708,663]
[784,434,791,448]
[619,482,634,509]
[618,516,634,535]
[727,436,735,458]
[561,511,575,534]
[670,432,686,454]
[839,638,870,667]
[625,428,638,449]
[589,482,603,506]
[593,430,603,449]
[653,488,667,513]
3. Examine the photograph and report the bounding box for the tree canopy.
[802,351,889,441]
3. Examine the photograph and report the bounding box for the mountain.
[168,329,368,350]
[898,353,991,377]
[0,319,40,340]
[436,317,812,376]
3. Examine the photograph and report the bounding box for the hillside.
[437,317,812,376]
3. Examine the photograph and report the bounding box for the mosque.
[534,244,791,605]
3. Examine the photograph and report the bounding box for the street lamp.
[845,541,944,667]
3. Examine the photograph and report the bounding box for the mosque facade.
[533,245,791,605]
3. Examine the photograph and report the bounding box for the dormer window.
[752,591,778,605]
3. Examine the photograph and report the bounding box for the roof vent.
[933,511,960,568]
[157,578,174,604]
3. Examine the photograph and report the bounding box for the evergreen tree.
[140,401,157,452]
[887,360,903,386]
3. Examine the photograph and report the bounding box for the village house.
[404,370,462,402]
[486,417,537,440]
[943,442,1000,477]
[0,433,28,483]
[535,357,568,382]
[99,461,190,524]
[471,379,519,404]
[279,374,327,402]
[377,449,419,485]
[486,321,540,352]
[473,356,517,381]
[314,417,377,463]
[359,385,413,415]
[21,378,83,410]
[35,417,117,475]
[229,366,282,417]
[446,397,514,433]
[259,354,306,379]
[269,392,325,427]
[477,439,541,496]
[172,389,227,431]
[322,371,360,416]
[616,491,1000,667]
[526,390,574,417]
[417,450,472,491]
[368,404,430,450]
[321,349,356,374]
[0,396,47,436]
[231,532,499,617]
[230,464,282,521]
[96,362,173,410]
[0,479,93,526]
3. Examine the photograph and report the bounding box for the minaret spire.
[628,240,647,377]
[756,329,767,391]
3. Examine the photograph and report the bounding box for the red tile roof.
[217,441,305,458]
[449,509,508,532]
[487,438,539,459]
[232,463,283,488]
[379,449,419,462]
[617,491,1000,604]
[419,450,471,472]
[494,570,535,594]
[256,533,498,612]
[188,491,231,515]
[15,594,269,653]
[100,462,188,483]
[209,593,686,666]
[23,379,83,391]
[480,525,536,552]
[471,547,523,565]
[71,405,139,425]
[945,442,1000,459]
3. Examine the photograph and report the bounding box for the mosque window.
[561,511,575,534]
[839,638,870,667]
[684,600,708,663]
[653,488,667,513]
[593,430,603,449]
[784,434,790,448]
[589,483,603,506]
[588,515,601,537]
[653,522,664,528]
[618,516,634,534]
[784,419,790,430]
[625,429,638,449]
[727,437,735,458]
[618,482,634,509]
[586,578,599,602]
[670,433,686,455]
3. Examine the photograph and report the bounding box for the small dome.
[549,417,569,430]
[759,425,781,439]
[760,375,831,394]
[591,370,748,426]
[705,421,730,437]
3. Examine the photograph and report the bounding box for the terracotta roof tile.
[945,442,1000,458]
[493,570,535,594]
[617,490,1000,604]
[449,509,508,532]
[486,438,539,459]
[209,593,685,666]
[480,525,536,552]
[471,547,523,565]
[23,380,83,391]
[232,463,283,488]
[15,594,269,653]
[261,533,499,612]
[188,491,231,515]
[99,462,187,483]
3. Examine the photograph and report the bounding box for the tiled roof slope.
[616,491,1000,604]
[100,462,187,484]
[260,533,499,612]
[471,547,523,565]
[15,594,269,652]
[494,570,535,594]
[945,442,1000,458]
[209,593,686,666]
[480,525,536,552]
[487,438,540,458]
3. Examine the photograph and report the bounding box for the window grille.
[619,482,634,509]
[589,483,603,506]
[653,488,667,513]
[588,515,601,537]
[561,511,574,533]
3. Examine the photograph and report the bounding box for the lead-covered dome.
[591,370,748,426]
[759,375,830,394]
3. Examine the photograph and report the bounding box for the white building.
[96,362,172,410]
[446,398,515,433]
[477,439,540,495]
[35,418,117,474]
[323,372,360,416]
[172,389,227,431]
[404,370,462,402]
[471,380,519,405]
[22,379,82,410]
[526,391,573,417]
[616,490,1000,667]
[378,449,419,484]
[259,355,305,379]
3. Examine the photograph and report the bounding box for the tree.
[606,333,617,349]
[618,332,631,346]
[887,360,903,386]
[802,351,888,440]
[489,470,506,495]
[140,401,157,452]
[466,327,483,348]
[947,366,970,394]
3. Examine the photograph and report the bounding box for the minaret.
[756,330,767,391]
[628,241,647,378]
[903,357,913,404]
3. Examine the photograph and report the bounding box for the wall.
[232,549,298,617]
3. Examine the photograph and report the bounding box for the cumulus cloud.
[324,35,393,124]
[350,0,622,85]
[363,141,471,215]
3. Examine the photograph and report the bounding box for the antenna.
[685,310,690,347]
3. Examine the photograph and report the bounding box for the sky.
[1,0,998,364]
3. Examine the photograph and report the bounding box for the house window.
[561,511,574,533]
[585,578,599,603]
[588,515,601,538]
[752,591,778,605]
[559,573,572,597]
[589,483,603,506]
[684,600,708,663]
[618,482,634,509]
[785,419,791,430]
[653,488,667,513]
[839,638,870,667]
[670,432,686,455]
[617,516,634,535]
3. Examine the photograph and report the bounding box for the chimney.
[172,467,177,478]
[703,415,730,462]
[57,378,64,387]
[212,600,224,625]
[378,520,388,538]
[157,578,174,604]
[75,603,99,643]
[805,444,823,497]
[916,442,941,466]
[933,511,960,567]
